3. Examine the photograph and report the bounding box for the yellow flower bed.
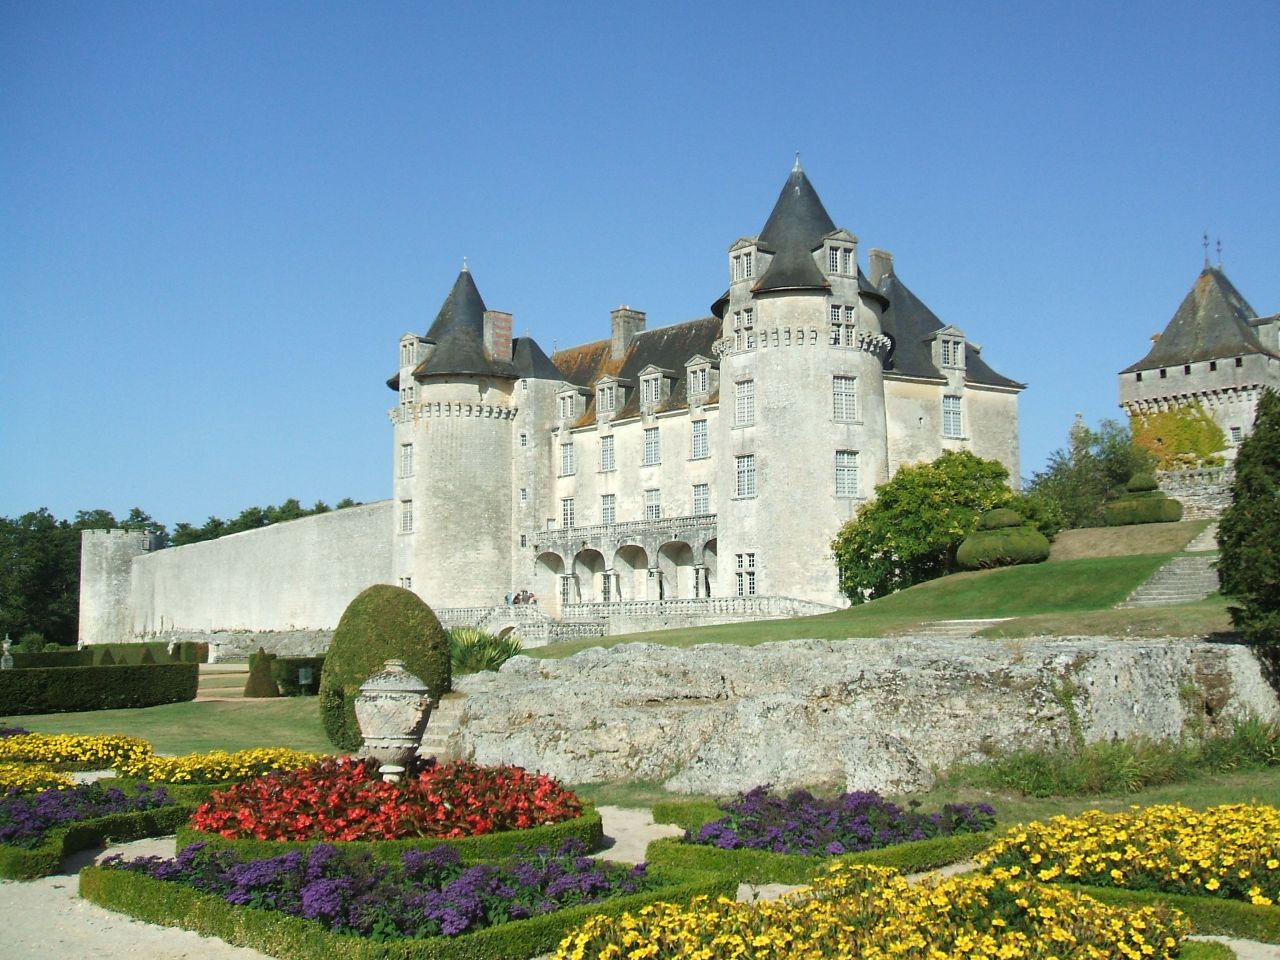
[117,747,324,783]
[979,803,1280,906]
[553,862,1188,960]
[0,734,152,770]
[0,762,76,793]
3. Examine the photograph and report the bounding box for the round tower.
[389,266,518,610]
[712,161,890,607]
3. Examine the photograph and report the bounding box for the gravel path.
[3,813,1277,959]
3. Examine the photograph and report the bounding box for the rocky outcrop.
[450,637,1279,796]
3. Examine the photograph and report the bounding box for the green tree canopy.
[1025,417,1156,529]
[1217,389,1280,647]
[831,451,1018,603]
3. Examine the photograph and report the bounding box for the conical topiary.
[243,647,281,698]
[139,646,157,664]
[98,648,116,666]
[319,585,451,751]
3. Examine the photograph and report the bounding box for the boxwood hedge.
[0,803,195,880]
[0,662,198,715]
[1065,883,1280,943]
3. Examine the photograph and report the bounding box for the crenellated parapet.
[387,401,518,425]
[713,326,891,359]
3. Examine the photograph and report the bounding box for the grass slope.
[1047,519,1210,561]
[528,552,1179,658]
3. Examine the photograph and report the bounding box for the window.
[1231,426,1243,444]
[1184,364,1192,375]
[519,487,528,504]
[735,454,756,498]
[601,493,616,525]
[641,376,660,406]
[399,499,413,534]
[743,307,753,328]
[833,376,857,421]
[560,442,576,476]
[830,305,855,346]
[519,431,529,447]
[398,576,412,589]
[600,434,616,472]
[735,553,756,596]
[643,426,660,465]
[1159,368,1168,379]
[735,379,755,426]
[828,247,840,273]
[1136,372,1143,382]
[688,366,708,397]
[561,498,575,529]
[842,248,854,274]
[520,534,527,548]
[1235,357,1243,368]
[691,419,709,459]
[835,450,859,497]
[597,384,616,412]
[1210,361,1218,372]
[400,385,415,408]
[644,488,661,521]
[558,394,575,419]
[400,342,414,367]
[742,251,753,278]
[943,396,963,438]
[399,443,413,478]
[693,483,710,515]
[941,338,964,368]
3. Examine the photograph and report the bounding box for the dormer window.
[827,245,855,276]
[641,376,660,408]
[932,327,967,371]
[730,240,757,283]
[689,366,708,397]
[557,392,576,420]
[400,340,416,367]
[597,383,616,413]
[941,337,964,368]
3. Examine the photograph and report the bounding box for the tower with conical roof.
[1120,266,1280,451]
[388,265,564,607]
[711,159,894,606]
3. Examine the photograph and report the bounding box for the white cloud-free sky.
[3,1,1277,527]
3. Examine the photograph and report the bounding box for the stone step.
[896,618,1012,640]
[1115,555,1219,608]
[1184,522,1220,553]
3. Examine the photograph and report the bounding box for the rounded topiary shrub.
[1126,473,1159,493]
[243,647,280,698]
[956,510,1051,570]
[320,585,451,751]
[978,507,1025,530]
[1104,496,1184,526]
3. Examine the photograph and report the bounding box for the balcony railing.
[535,513,716,553]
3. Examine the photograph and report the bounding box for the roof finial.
[1216,237,1223,268]
[793,152,802,173]
[461,257,469,273]
[1202,232,1209,268]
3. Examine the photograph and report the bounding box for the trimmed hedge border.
[651,799,722,832]
[0,662,198,715]
[1064,883,1280,944]
[0,803,196,880]
[645,829,996,884]
[101,777,225,805]
[175,804,606,864]
[79,862,735,960]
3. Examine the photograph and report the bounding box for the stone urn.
[354,659,433,782]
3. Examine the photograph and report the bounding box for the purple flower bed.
[688,786,996,857]
[103,838,653,940]
[0,727,30,739]
[0,782,173,849]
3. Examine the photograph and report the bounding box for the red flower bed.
[190,757,583,842]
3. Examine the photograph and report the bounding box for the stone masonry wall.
[127,501,393,640]
[450,636,1279,795]
[1158,465,1234,519]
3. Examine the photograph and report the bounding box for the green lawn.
[528,552,1181,658]
[0,697,335,755]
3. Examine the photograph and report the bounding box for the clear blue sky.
[3,1,1277,529]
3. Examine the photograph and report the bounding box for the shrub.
[1104,494,1184,526]
[10,647,92,668]
[139,646,156,665]
[0,663,198,715]
[270,656,324,695]
[1127,472,1159,492]
[319,585,451,751]
[1132,402,1228,469]
[98,648,116,666]
[955,509,1051,570]
[242,647,279,698]
[449,627,522,674]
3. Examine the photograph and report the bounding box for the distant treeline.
[0,498,359,646]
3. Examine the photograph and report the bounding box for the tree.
[831,451,1018,603]
[1026,416,1155,529]
[1217,390,1280,647]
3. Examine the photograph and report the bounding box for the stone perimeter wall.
[450,635,1279,796]
[80,502,394,652]
[1158,465,1234,519]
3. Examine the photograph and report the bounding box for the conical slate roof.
[1121,267,1277,372]
[753,160,836,293]
[415,267,518,379]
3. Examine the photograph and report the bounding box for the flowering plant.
[191,757,583,841]
[979,802,1280,905]
[0,733,152,770]
[688,785,995,856]
[0,781,173,848]
[117,747,324,784]
[0,762,75,794]
[103,838,651,940]
[554,860,1189,960]
[0,727,31,739]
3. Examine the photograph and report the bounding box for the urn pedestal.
[354,659,433,782]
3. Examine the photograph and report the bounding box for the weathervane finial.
[793,152,802,173]
[1216,237,1222,268]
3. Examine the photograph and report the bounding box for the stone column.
[693,565,705,598]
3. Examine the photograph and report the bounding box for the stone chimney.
[611,306,646,360]
[483,310,513,363]
[868,248,894,286]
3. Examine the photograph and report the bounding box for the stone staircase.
[418,692,467,762]
[1114,554,1220,608]
[896,618,1012,640]
[195,662,249,700]
[1183,521,1220,553]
